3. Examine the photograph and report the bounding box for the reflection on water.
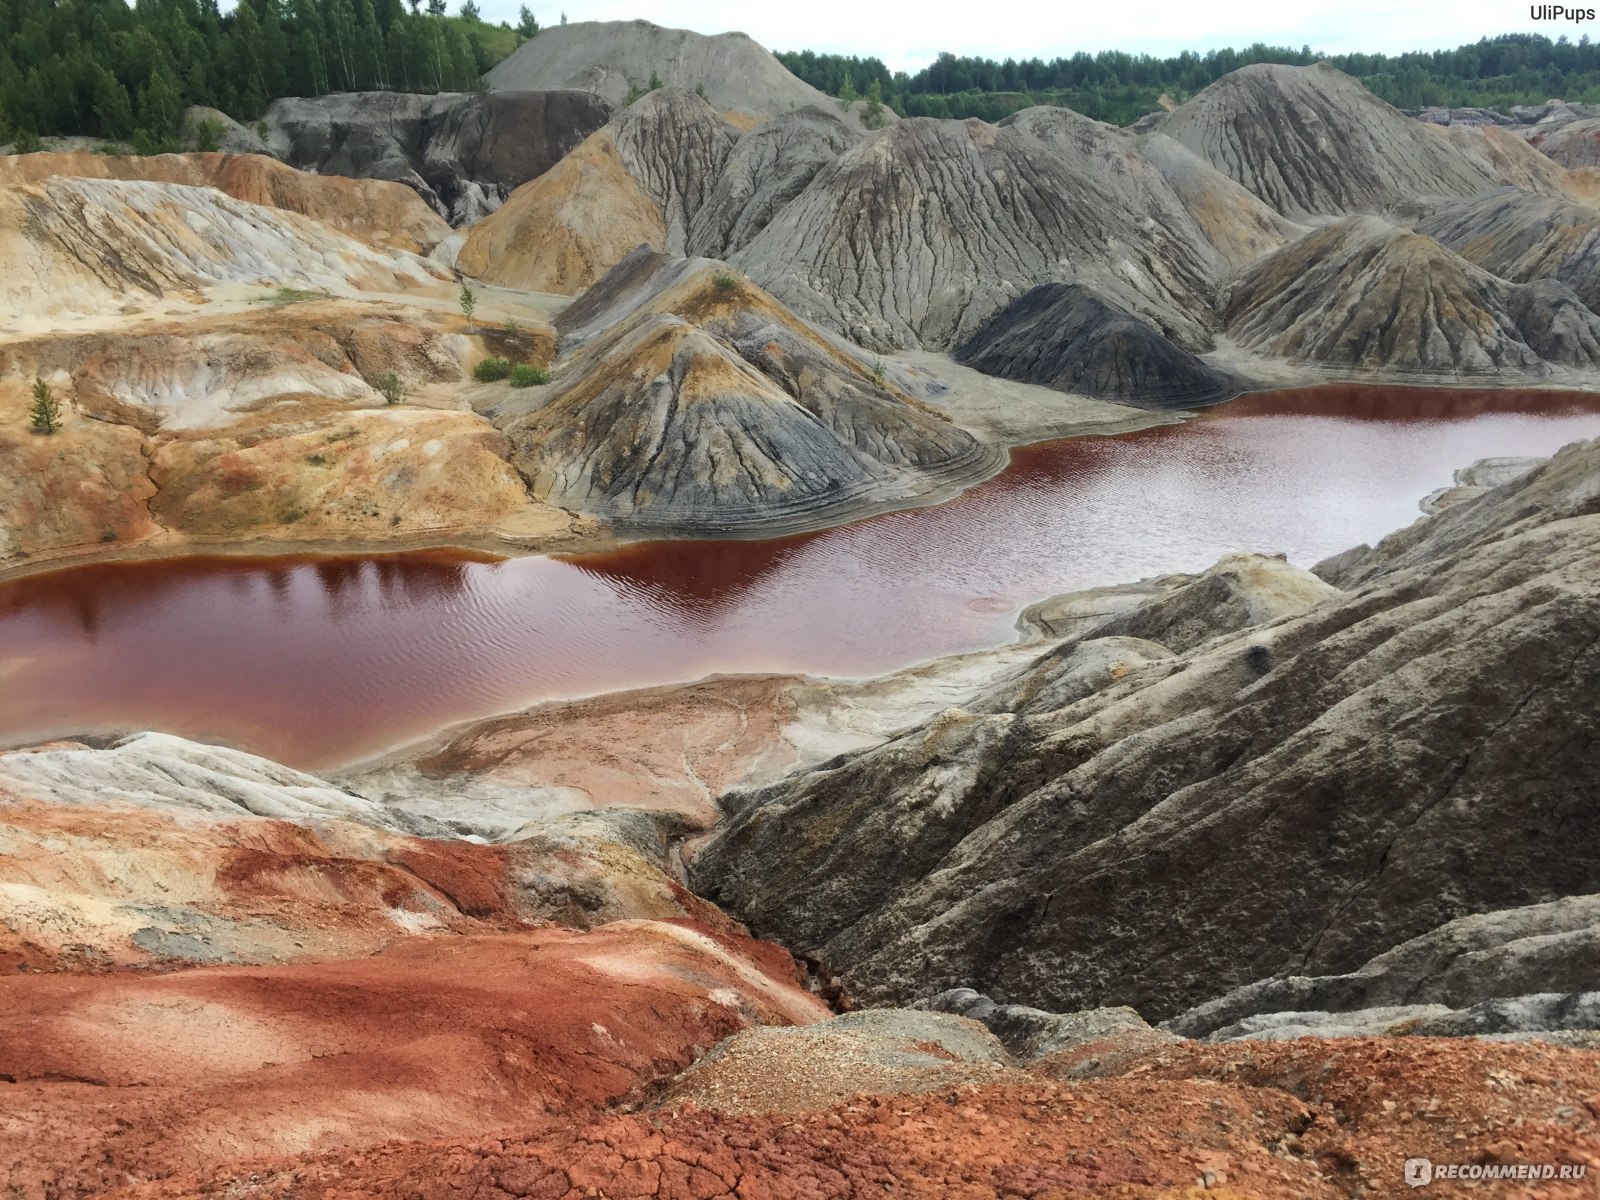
[1,386,1597,769]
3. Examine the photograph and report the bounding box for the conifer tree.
[30,377,61,435]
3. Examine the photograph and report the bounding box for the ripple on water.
[0,386,1596,768]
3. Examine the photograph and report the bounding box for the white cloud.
[470,1,1588,74]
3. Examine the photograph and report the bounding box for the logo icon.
[1405,1158,1434,1188]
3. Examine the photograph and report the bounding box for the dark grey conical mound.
[954,284,1246,409]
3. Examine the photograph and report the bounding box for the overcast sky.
[473,1,1585,73]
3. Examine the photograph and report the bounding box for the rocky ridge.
[692,437,1600,1023]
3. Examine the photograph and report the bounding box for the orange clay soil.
[97,1035,1600,1199]
[0,922,828,1198]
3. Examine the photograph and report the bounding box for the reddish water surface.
[2,386,1597,769]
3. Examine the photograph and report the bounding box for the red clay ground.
[95,1031,1600,1199]
[36,1035,1595,1200]
[0,922,827,1199]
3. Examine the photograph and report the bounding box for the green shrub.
[190,115,224,152]
[12,130,43,154]
[712,272,738,291]
[473,357,512,382]
[508,363,549,387]
[366,371,406,405]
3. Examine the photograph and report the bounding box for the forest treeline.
[778,33,1600,125]
[4,7,1599,152]
[0,0,523,151]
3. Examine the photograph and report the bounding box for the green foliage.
[12,130,44,155]
[367,372,406,405]
[648,69,663,91]
[869,357,886,385]
[504,317,521,337]
[625,83,641,105]
[838,74,857,108]
[862,79,885,129]
[472,356,511,382]
[0,1,516,144]
[459,0,481,21]
[29,377,61,435]
[712,272,738,291]
[458,283,478,330]
[695,82,706,99]
[254,287,324,305]
[508,363,549,387]
[190,115,225,153]
[516,5,539,38]
[132,128,177,156]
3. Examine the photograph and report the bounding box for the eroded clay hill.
[1419,187,1600,312]
[483,18,883,129]
[489,249,999,536]
[1161,62,1503,218]
[956,283,1246,407]
[0,177,445,321]
[0,151,450,253]
[264,89,613,223]
[693,436,1600,1024]
[731,108,1239,352]
[1533,114,1600,169]
[453,88,740,293]
[1223,216,1600,377]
